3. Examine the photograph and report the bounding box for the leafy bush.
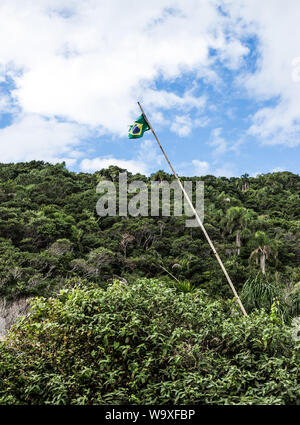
[241,274,280,312]
[0,279,299,405]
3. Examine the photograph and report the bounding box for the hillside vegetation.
[0,161,299,405]
[0,161,299,319]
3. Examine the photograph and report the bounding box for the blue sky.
[0,0,299,177]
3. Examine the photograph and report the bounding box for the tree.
[224,207,254,255]
[241,173,250,191]
[250,231,277,275]
[120,233,135,258]
[150,170,173,183]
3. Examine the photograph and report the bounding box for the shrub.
[241,274,280,312]
[0,278,299,405]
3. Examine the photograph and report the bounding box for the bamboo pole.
[137,101,247,316]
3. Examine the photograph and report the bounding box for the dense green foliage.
[0,161,299,405]
[0,279,299,405]
[0,161,299,320]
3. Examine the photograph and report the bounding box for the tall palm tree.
[225,206,254,255]
[241,173,250,191]
[250,231,277,275]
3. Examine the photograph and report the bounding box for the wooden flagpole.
[137,101,247,316]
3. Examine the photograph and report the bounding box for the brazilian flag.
[128,114,150,139]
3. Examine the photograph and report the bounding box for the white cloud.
[0,0,299,170]
[149,111,165,125]
[0,113,88,163]
[80,157,148,175]
[209,128,228,155]
[292,57,300,83]
[80,138,162,175]
[0,89,18,114]
[0,0,247,137]
[143,88,206,113]
[272,167,287,173]
[214,165,235,178]
[137,139,163,167]
[0,95,11,113]
[248,104,300,147]
[170,112,209,137]
[217,38,249,70]
[180,159,235,177]
[171,115,193,137]
[192,160,210,175]
[224,0,300,146]
[0,0,252,166]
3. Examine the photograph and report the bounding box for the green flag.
[128,114,150,139]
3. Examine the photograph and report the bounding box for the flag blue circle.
[132,124,141,134]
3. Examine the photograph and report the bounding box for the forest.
[0,160,299,404]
